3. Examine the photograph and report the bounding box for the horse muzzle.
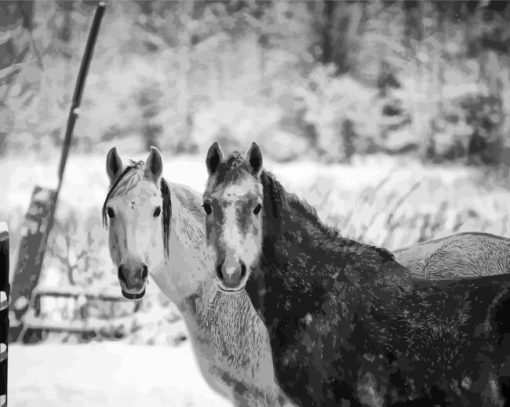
[118,264,148,300]
[215,260,247,293]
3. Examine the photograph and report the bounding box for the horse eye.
[254,204,262,215]
[203,203,212,215]
[107,207,115,218]
[153,206,161,217]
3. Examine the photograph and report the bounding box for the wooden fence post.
[8,2,105,343]
[9,188,57,343]
[0,222,9,407]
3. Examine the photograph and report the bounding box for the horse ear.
[246,142,263,176]
[106,147,124,183]
[206,142,223,175]
[145,146,163,182]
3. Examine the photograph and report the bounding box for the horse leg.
[499,375,510,406]
[464,370,506,407]
[481,374,505,407]
[356,371,385,407]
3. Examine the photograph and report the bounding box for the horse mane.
[260,170,395,261]
[225,151,247,169]
[287,193,342,240]
[215,151,252,183]
[160,177,172,256]
[260,170,341,241]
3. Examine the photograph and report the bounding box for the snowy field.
[9,342,230,407]
[3,152,510,407]
[0,150,482,213]
[2,151,510,251]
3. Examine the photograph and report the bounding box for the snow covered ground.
[4,151,510,407]
[9,342,230,407]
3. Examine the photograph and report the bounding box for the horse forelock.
[102,161,145,227]
[213,152,252,184]
[225,151,248,170]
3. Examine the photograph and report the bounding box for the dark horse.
[203,142,510,407]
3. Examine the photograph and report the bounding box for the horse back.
[394,232,510,279]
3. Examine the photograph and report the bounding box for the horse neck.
[258,185,410,321]
[151,184,212,310]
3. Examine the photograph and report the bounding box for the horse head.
[103,146,171,300]
[203,142,283,293]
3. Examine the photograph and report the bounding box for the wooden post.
[9,187,57,342]
[0,222,9,407]
[9,3,105,343]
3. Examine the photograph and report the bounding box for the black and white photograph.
[1,1,510,406]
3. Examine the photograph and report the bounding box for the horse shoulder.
[345,244,413,301]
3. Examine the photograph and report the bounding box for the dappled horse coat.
[250,170,510,406]
[204,147,510,407]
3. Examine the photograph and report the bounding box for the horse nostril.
[118,265,127,284]
[216,263,224,281]
[141,265,148,279]
[239,260,247,278]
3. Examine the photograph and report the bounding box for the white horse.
[393,231,510,279]
[104,147,289,406]
[104,146,510,406]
